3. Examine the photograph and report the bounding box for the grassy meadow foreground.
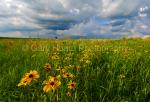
[1,38,150,102]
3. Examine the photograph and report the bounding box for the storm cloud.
[0,0,150,38]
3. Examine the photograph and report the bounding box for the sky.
[0,0,150,38]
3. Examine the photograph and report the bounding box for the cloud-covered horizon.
[0,0,150,38]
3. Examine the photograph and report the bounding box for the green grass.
[0,38,150,102]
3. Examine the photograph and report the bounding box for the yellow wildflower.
[43,76,61,93]
[63,73,74,78]
[17,70,39,87]
[24,70,40,81]
[85,60,90,64]
[67,81,77,90]
[17,77,32,87]
[66,91,73,97]
[56,67,66,73]
[44,63,52,72]
[120,74,125,79]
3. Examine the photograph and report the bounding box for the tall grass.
[0,38,150,102]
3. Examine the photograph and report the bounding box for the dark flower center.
[23,81,27,83]
[29,74,33,78]
[71,84,75,87]
[45,68,51,71]
[50,82,55,86]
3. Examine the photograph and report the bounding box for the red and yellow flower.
[17,70,39,87]
[44,63,52,72]
[67,81,77,90]
[43,76,61,93]
[63,73,74,78]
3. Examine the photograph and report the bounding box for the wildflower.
[17,77,32,87]
[51,55,59,60]
[56,67,66,73]
[67,81,77,90]
[68,65,74,68]
[43,76,61,93]
[119,74,125,79]
[66,91,73,97]
[64,57,71,61]
[51,53,60,60]
[44,63,52,72]
[85,60,90,64]
[80,58,84,62]
[17,70,39,87]
[25,70,39,81]
[50,75,61,81]
[63,73,74,78]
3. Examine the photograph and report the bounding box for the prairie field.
[1,38,150,102]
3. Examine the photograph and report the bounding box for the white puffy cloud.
[100,0,141,17]
[0,0,150,38]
